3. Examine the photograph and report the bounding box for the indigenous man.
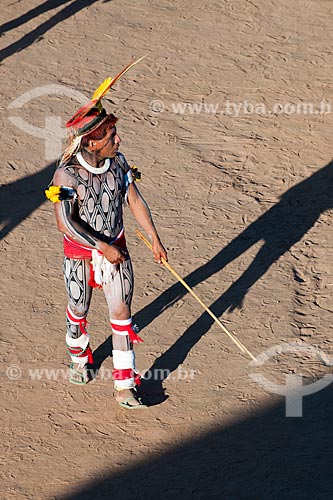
[46,60,167,409]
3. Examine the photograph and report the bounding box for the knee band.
[66,306,88,335]
[110,318,143,344]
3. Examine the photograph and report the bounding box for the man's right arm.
[53,168,126,264]
[53,168,98,249]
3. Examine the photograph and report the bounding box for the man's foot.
[115,388,148,409]
[69,362,89,385]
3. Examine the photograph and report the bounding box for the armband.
[45,185,77,203]
[131,166,141,181]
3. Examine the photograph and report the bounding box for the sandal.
[118,396,148,410]
[69,362,89,385]
[116,389,148,410]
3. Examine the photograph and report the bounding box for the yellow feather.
[92,77,113,101]
[91,56,147,101]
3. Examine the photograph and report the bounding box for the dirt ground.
[1,1,333,499]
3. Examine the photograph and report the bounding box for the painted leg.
[63,257,93,384]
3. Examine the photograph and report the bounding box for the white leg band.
[111,318,132,326]
[112,349,135,369]
[115,378,135,390]
[112,349,136,390]
[66,333,89,366]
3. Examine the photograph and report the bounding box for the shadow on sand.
[135,160,333,329]
[0,162,55,240]
[57,381,333,500]
[0,0,113,63]
[134,161,333,402]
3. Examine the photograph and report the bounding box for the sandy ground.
[1,1,333,499]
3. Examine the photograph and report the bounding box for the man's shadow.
[135,161,333,404]
[0,163,55,241]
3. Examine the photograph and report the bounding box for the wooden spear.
[136,229,256,361]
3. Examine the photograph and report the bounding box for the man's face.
[90,126,121,159]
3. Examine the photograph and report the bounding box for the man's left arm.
[127,183,168,264]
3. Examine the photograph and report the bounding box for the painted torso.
[64,155,127,241]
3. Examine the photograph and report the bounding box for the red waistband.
[64,229,126,259]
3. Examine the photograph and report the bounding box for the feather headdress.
[65,56,146,135]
